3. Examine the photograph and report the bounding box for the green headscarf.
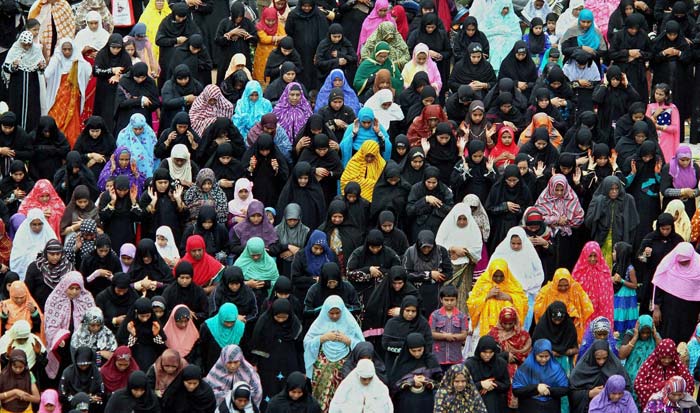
[623,315,657,386]
[204,303,244,347]
[233,237,280,283]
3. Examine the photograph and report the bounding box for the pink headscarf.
[189,85,234,136]
[535,174,585,236]
[39,390,61,413]
[44,271,96,378]
[571,241,614,329]
[403,43,442,93]
[653,242,700,302]
[163,304,200,357]
[357,0,395,54]
[669,145,697,189]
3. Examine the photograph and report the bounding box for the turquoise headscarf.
[688,322,700,373]
[302,295,364,376]
[204,303,244,348]
[623,315,657,385]
[232,80,273,137]
[339,107,391,166]
[116,113,157,178]
[577,9,601,50]
[233,237,279,283]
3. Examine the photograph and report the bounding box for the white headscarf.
[44,37,92,111]
[10,208,57,280]
[363,89,404,131]
[435,202,484,265]
[0,320,45,368]
[556,0,585,36]
[522,0,552,22]
[74,11,110,54]
[167,143,193,182]
[329,359,393,413]
[155,226,180,263]
[490,226,544,295]
[2,31,44,84]
[463,194,491,240]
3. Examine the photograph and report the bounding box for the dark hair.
[545,12,558,23]
[440,284,459,299]
[653,83,671,102]
[25,19,40,30]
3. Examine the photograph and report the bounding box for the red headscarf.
[391,5,409,40]
[571,241,614,329]
[490,125,518,168]
[256,7,278,36]
[407,104,449,146]
[100,346,140,392]
[18,179,65,241]
[180,235,223,286]
[634,338,693,408]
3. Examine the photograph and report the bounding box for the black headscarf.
[449,42,496,86]
[62,347,103,395]
[276,161,327,230]
[297,133,342,170]
[129,239,172,283]
[388,332,441,384]
[106,371,160,412]
[371,160,412,220]
[486,164,532,207]
[74,116,116,156]
[95,34,132,71]
[249,298,302,357]
[532,301,579,354]
[401,147,429,186]
[213,266,257,317]
[161,261,208,313]
[104,272,139,307]
[120,62,159,104]
[340,341,387,383]
[318,200,364,256]
[499,40,538,84]
[569,339,629,389]
[162,365,216,413]
[364,266,418,330]
[266,371,321,412]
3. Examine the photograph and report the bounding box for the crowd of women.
[0,0,699,411]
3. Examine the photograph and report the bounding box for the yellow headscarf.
[138,0,172,62]
[534,268,594,343]
[467,258,528,336]
[340,140,386,202]
[662,199,691,241]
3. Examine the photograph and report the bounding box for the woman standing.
[92,35,132,133]
[116,297,167,371]
[204,344,262,407]
[651,242,700,344]
[389,332,442,413]
[634,338,693,408]
[485,164,533,253]
[464,335,510,413]
[534,269,594,343]
[303,295,364,412]
[490,227,544,330]
[571,241,614,330]
[434,364,488,413]
[2,31,45,130]
[512,338,569,413]
[0,349,41,412]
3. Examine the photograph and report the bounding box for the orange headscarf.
[1,281,44,337]
[467,258,528,336]
[534,268,594,343]
[518,113,563,148]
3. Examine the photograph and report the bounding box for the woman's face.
[118,152,130,168]
[11,361,25,375]
[288,388,304,401]
[11,294,26,307]
[274,312,289,323]
[416,52,427,65]
[332,77,344,88]
[326,279,339,289]
[30,219,44,234]
[587,251,598,265]
[67,284,82,299]
[391,279,404,291]
[557,278,569,293]
[47,251,62,265]
[115,359,130,371]
[177,274,193,288]
[579,19,592,31]
[138,312,152,322]
[536,351,550,366]
[510,235,522,251]
[469,52,481,65]
[88,322,102,333]
[505,175,519,188]
[409,346,424,358]
[608,183,619,199]
[492,270,504,284]
[424,177,438,191]
[639,326,652,340]
[331,213,344,225]
[480,348,495,362]
[125,43,135,56]
[402,305,417,321]
[422,96,435,106]
[456,215,468,228]
[131,388,145,398]
[411,157,424,170]
[594,349,608,366]
[452,373,467,392]
[288,90,301,105]
[328,307,342,322]
[517,160,529,176]
[225,360,241,373]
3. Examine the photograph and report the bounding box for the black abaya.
[93,34,133,133]
[283,1,328,90]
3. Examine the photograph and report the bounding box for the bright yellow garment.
[253,25,286,83]
[138,0,171,63]
[466,258,528,336]
[534,268,594,344]
[340,140,386,202]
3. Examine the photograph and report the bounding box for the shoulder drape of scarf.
[340,139,386,202]
[115,114,158,178]
[203,344,262,406]
[232,81,273,137]
[435,202,483,265]
[180,235,223,286]
[272,82,313,140]
[100,346,140,392]
[490,226,544,295]
[9,209,58,280]
[535,173,585,235]
[204,302,244,348]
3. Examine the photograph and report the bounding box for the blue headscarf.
[339,107,391,166]
[315,69,361,115]
[116,113,157,178]
[232,80,273,137]
[204,302,245,348]
[303,295,364,376]
[304,230,336,276]
[512,339,569,401]
[577,9,601,50]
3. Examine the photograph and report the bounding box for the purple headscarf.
[588,374,636,413]
[97,146,147,194]
[8,213,25,240]
[232,200,279,246]
[119,243,136,273]
[669,145,697,189]
[271,82,312,141]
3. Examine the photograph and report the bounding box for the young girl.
[227,178,254,226]
[155,226,180,267]
[647,83,680,162]
[123,37,141,65]
[522,17,551,66]
[612,241,638,334]
[490,126,518,173]
[544,12,559,46]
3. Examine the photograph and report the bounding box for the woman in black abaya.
[276,162,327,231]
[498,41,539,100]
[73,116,117,179]
[213,2,258,85]
[241,134,289,209]
[283,0,329,90]
[608,13,652,103]
[93,34,132,133]
[248,298,304,404]
[388,332,442,413]
[370,161,412,226]
[156,2,201,84]
[105,371,160,413]
[406,166,454,241]
[114,62,161,134]
[464,335,510,413]
[161,365,216,413]
[485,164,533,253]
[297,134,343,206]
